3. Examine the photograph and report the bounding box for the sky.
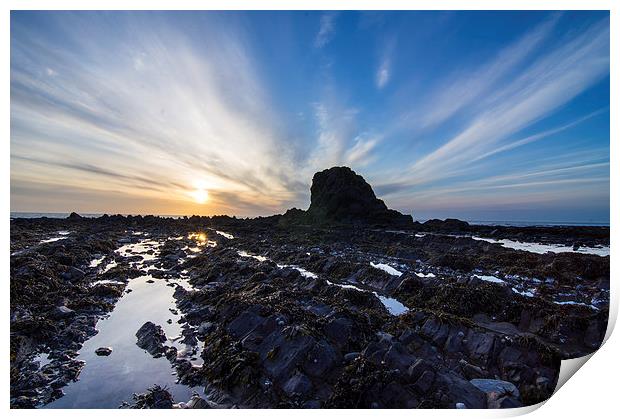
[10,11,610,223]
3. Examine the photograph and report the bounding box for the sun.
[191,188,209,204]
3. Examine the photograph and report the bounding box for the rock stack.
[283,166,413,227]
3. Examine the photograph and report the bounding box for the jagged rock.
[435,372,487,408]
[302,340,339,377]
[131,385,174,409]
[282,373,313,396]
[61,266,85,282]
[407,359,435,381]
[469,379,520,398]
[186,395,211,409]
[51,306,75,319]
[413,370,435,393]
[325,317,355,347]
[136,322,167,356]
[383,342,416,372]
[227,310,265,338]
[10,197,605,409]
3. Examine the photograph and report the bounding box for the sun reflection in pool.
[187,232,217,248]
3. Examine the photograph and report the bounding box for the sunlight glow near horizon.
[10,11,610,222]
[191,188,209,205]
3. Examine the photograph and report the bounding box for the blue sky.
[10,11,610,223]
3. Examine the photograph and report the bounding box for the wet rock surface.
[10,194,609,408]
[136,322,168,357]
[95,347,113,356]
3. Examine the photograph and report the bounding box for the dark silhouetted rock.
[423,218,470,232]
[282,166,412,226]
[67,212,83,220]
[307,167,413,226]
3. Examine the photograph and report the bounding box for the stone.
[282,373,313,396]
[344,352,361,363]
[51,306,75,319]
[325,317,354,346]
[95,347,112,356]
[407,359,434,381]
[414,370,435,393]
[303,340,339,377]
[459,359,485,379]
[380,381,419,408]
[383,342,416,372]
[67,212,83,220]
[469,379,520,399]
[259,330,315,381]
[487,393,523,409]
[196,322,215,337]
[435,372,486,408]
[136,322,167,356]
[61,266,85,282]
[362,341,389,364]
[423,218,470,232]
[466,332,496,364]
[186,395,211,409]
[285,166,413,226]
[302,400,322,408]
[227,311,265,339]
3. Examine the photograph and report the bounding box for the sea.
[10,212,186,220]
[9,212,609,227]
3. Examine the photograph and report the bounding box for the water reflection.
[45,239,200,408]
[188,232,217,248]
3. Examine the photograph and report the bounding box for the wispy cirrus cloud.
[308,100,358,170]
[396,14,561,131]
[345,135,380,167]
[314,12,338,48]
[376,37,396,89]
[472,107,608,163]
[383,147,609,218]
[376,61,390,89]
[393,16,609,191]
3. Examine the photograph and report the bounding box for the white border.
[2,1,616,418]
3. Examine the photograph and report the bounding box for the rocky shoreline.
[10,214,609,408]
[10,168,609,409]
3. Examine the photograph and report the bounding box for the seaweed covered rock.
[136,322,167,356]
[129,385,174,409]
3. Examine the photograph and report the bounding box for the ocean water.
[10,212,185,220]
[11,212,102,219]
[465,219,609,227]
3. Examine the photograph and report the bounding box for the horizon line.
[9,211,610,226]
